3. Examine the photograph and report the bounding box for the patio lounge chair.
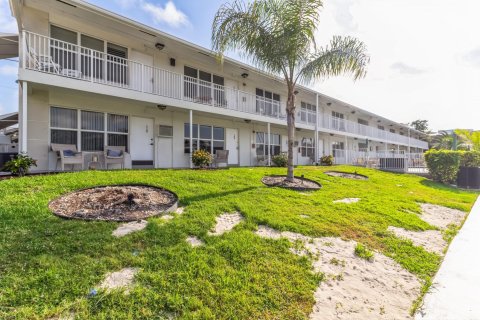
[104,146,125,169]
[213,150,229,168]
[51,143,84,171]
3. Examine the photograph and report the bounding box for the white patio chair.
[51,143,84,171]
[104,146,126,169]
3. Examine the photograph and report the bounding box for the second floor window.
[358,119,369,126]
[300,102,316,124]
[183,66,225,105]
[331,111,345,131]
[50,25,128,84]
[256,89,280,117]
[390,129,396,133]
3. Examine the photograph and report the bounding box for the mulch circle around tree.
[324,171,368,180]
[262,175,321,191]
[49,185,178,222]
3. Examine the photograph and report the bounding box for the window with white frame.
[300,102,316,124]
[50,25,128,83]
[331,111,345,131]
[390,128,396,133]
[50,106,128,152]
[256,88,280,117]
[331,141,345,158]
[378,125,385,130]
[358,118,369,126]
[184,123,225,154]
[301,137,315,158]
[183,66,225,104]
[256,132,281,156]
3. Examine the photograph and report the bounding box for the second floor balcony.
[22,31,428,149]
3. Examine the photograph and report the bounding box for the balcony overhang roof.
[0,33,18,59]
[0,112,18,130]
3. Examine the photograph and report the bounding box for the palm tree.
[212,0,369,181]
[455,129,480,151]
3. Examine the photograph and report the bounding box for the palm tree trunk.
[286,90,296,182]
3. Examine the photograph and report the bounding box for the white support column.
[315,94,319,163]
[189,109,193,168]
[20,81,28,154]
[267,122,271,166]
[408,128,411,155]
[344,135,348,164]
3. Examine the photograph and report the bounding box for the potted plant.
[2,153,37,177]
[320,155,334,166]
[457,151,480,189]
[272,153,288,167]
[191,149,213,169]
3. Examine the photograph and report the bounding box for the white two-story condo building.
[5,0,428,171]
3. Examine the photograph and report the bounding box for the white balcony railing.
[320,115,428,149]
[22,31,427,149]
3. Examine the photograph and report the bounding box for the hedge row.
[425,150,480,184]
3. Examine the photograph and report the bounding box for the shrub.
[424,150,461,184]
[2,153,37,177]
[320,155,334,166]
[191,149,213,168]
[271,153,288,167]
[354,243,374,261]
[460,151,480,168]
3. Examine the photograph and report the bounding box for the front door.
[226,128,239,165]
[130,117,154,167]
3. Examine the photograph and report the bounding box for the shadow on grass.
[420,179,464,193]
[181,186,259,204]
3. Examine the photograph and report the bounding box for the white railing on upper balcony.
[23,31,285,120]
[23,31,427,148]
[320,115,428,149]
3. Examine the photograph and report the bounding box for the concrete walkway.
[416,196,480,320]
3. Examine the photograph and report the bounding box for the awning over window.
[0,33,18,59]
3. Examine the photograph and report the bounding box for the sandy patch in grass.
[100,267,138,292]
[112,220,148,237]
[420,204,466,229]
[208,212,244,236]
[186,236,204,247]
[333,198,360,204]
[175,207,185,215]
[256,226,421,320]
[387,226,446,255]
[161,214,174,221]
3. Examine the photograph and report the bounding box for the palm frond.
[297,36,370,85]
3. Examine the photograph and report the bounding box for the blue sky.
[1,0,480,131]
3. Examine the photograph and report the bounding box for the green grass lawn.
[0,166,477,319]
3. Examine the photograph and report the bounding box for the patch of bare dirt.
[208,212,244,236]
[255,225,421,320]
[186,236,204,247]
[100,267,138,292]
[262,176,321,190]
[325,171,368,180]
[112,220,148,237]
[333,198,360,204]
[387,226,447,255]
[49,185,177,222]
[419,203,466,229]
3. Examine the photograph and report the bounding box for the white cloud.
[390,62,426,75]
[0,0,17,33]
[312,0,480,131]
[463,47,480,67]
[0,65,18,76]
[141,1,189,28]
